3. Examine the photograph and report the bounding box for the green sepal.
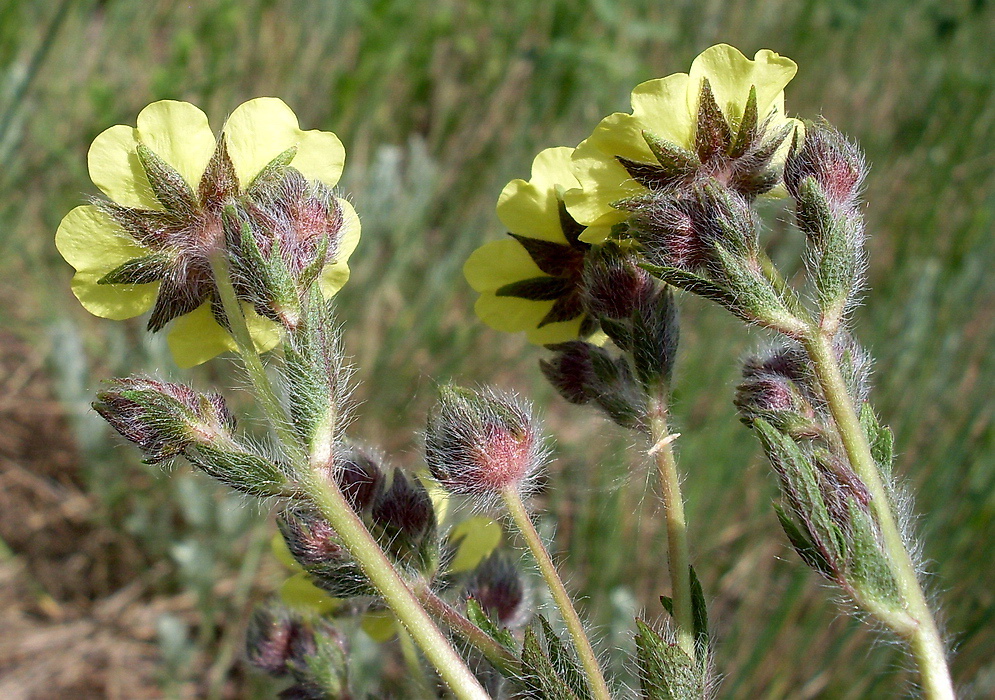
[694,78,734,163]
[246,146,299,194]
[634,619,704,700]
[642,130,700,180]
[521,622,583,700]
[859,403,894,482]
[136,143,197,212]
[589,349,646,432]
[466,598,517,651]
[599,317,632,352]
[845,498,902,608]
[729,86,759,158]
[97,252,172,285]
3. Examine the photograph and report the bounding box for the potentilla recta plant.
[58,45,957,699]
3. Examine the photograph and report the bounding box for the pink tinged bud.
[785,124,866,212]
[245,606,311,677]
[279,509,346,568]
[425,386,547,496]
[93,377,234,463]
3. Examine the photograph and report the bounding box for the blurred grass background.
[0,0,992,697]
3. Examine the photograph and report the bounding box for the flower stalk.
[211,251,489,700]
[500,485,612,700]
[803,329,954,700]
[647,386,695,662]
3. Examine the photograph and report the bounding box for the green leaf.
[688,566,708,659]
[640,264,740,317]
[846,499,902,607]
[360,609,397,643]
[859,403,895,482]
[774,505,835,579]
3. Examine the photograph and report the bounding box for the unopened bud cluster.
[737,338,901,612]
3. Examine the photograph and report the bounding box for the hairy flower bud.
[369,470,440,577]
[583,243,654,320]
[539,341,600,405]
[425,386,548,497]
[93,377,234,463]
[464,552,530,629]
[785,123,866,213]
[246,605,314,677]
[330,443,385,513]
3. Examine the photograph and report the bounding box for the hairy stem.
[647,386,696,661]
[804,330,954,700]
[501,487,612,700]
[415,581,521,676]
[210,252,490,700]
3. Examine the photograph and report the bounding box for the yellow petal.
[70,272,157,320]
[630,73,694,149]
[688,45,797,127]
[474,293,553,334]
[87,125,160,210]
[577,224,614,245]
[525,316,587,345]
[166,302,283,368]
[496,147,578,242]
[223,97,344,189]
[55,205,149,273]
[291,129,346,188]
[318,198,360,298]
[528,146,579,193]
[463,239,544,293]
[564,138,640,228]
[448,517,502,573]
[135,100,216,192]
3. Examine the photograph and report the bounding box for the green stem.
[415,581,521,676]
[209,252,305,463]
[500,487,612,700]
[804,330,954,700]
[209,252,489,700]
[647,387,696,661]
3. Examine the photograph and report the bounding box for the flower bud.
[93,377,234,463]
[425,386,547,497]
[464,552,529,629]
[784,123,866,213]
[330,443,385,514]
[369,470,440,576]
[245,604,311,677]
[582,243,654,320]
[539,341,600,405]
[279,508,346,568]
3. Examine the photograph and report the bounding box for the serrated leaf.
[448,516,502,573]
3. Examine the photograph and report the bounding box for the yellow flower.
[463,147,598,345]
[565,44,799,242]
[55,98,360,367]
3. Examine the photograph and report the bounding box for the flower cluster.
[464,44,799,345]
[56,98,360,366]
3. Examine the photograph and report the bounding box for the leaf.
[688,566,708,659]
[640,263,740,316]
[859,403,895,482]
[774,505,835,579]
[448,516,502,573]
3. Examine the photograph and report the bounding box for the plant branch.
[500,486,612,700]
[804,329,954,700]
[647,385,696,661]
[210,252,490,700]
